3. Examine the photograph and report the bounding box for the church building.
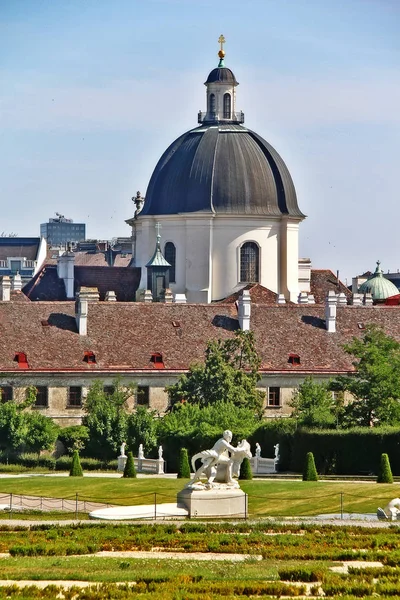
[128,37,305,303]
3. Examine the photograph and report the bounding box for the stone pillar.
[144,290,153,303]
[12,272,22,291]
[174,293,187,304]
[105,290,117,301]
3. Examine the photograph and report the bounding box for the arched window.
[223,93,231,119]
[209,93,216,116]
[240,242,259,282]
[164,242,176,283]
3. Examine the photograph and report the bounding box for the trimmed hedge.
[281,427,400,475]
[239,457,253,480]
[177,448,191,479]
[303,452,318,481]
[123,451,136,478]
[377,453,393,483]
[69,450,83,477]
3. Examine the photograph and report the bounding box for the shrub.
[303,451,318,481]
[377,453,393,483]
[69,450,83,477]
[177,448,191,478]
[57,425,89,455]
[239,457,253,480]
[123,451,136,478]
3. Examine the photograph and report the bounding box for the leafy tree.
[0,387,36,454]
[123,451,137,478]
[290,377,336,428]
[377,453,393,484]
[126,406,158,455]
[239,457,253,480]
[303,452,318,481]
[177,448,191,478]
[166,330,265,414]
[82,379,135,460]
[331,325,400,427]
[25,412,59,458]
[69,450,83,476]
[58,425,89,455]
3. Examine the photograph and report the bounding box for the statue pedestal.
[118,455,127,472]
[177,488,247,518]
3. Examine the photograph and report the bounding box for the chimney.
[1,276,11,301]
[277,293,286,305]
[161,288,173,303]
[238,290,251,331]
[364,293,373,306]
[298,291,308,304]
[76,294,88,336]
[174,293,187,304]
[75,287,99,336]
[325,290,337,333]
[57,251,75,299]
[352,293,362,306]
[144,290,153,303]
[105,290,117,302]
[12,272,22,291]
[337,292,347,306]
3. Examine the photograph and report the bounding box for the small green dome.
[359,261,399,301]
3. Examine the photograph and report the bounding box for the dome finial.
[218,34,226,67]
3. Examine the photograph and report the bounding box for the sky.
[1,0,399,285]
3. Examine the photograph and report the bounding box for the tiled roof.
[217,283,279,305]
[22,265,140,302]
[310,270,351,304]
[1,300,400,374]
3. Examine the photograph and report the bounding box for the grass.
[0,477,398,517]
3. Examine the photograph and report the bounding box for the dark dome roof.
[140,124,305,218]
[205,67,238,85]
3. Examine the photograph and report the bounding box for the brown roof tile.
[1,300,400,374]
[310,269,351,304]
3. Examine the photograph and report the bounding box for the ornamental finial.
[218,34,226,59]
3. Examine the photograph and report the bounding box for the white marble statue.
[119,442,126,457]
[255,443,261,458]
[274,443,280,459]
[377,498,400,521]
[158,445,163,459]
[138,444,144,460]
[189,430,252,489]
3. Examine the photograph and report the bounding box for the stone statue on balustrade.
[138,444,144,460]
[255,443,261,458]
[188,430,252,490]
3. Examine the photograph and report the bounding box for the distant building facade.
[40,214,86,247]
[0,237,47,284]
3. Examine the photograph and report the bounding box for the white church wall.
[211,217,281,301]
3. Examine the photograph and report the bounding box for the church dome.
[205,67,238,85]
[359,261,399,301]
[140,123,305,218]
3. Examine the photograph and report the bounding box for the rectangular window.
[268,387,281,407]
[68,386,82,407]
[33,386,48,408]
[103,385,115,396]
[137,386,150,406]
[0,386,13,403]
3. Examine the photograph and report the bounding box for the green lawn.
[0,477,398,517]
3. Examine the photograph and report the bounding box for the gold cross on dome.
[218,34,226,52]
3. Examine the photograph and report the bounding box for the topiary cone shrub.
[123,451,137,478]
[69,450,83,477]
[303,452,318,481]
[177,448,191,478]
[239,457,253,480]
[377,453,393,483]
